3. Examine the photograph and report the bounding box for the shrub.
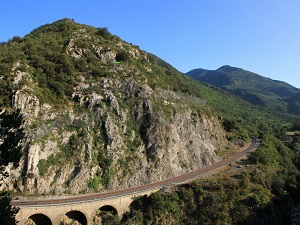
[116,50,130,62]
[97,27,111,39]
[88,176,100,191]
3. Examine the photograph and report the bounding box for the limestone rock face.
[109,88,225,189]
[13,90,40,117]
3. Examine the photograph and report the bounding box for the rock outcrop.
[1,75,227,195]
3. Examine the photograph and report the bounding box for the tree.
[222,119,238,132]
[0,192,19,225]
[0,109,24,225]
[116,50,130,62]
[0,109,25,168]
[292,205,300,225]
[97,27,111,39]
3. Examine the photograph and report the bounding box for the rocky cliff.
[0,19,228,195]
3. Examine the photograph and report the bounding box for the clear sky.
[1,0,300,88]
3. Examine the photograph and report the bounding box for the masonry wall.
[16,188,160,225]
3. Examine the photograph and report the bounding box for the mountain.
[186,65,300,114]
[0,19,230,195]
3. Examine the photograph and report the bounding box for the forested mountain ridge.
[187,65,300,115]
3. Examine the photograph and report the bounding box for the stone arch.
[99,205,118,215]
[27,213,52,225]
[60,210,87,225]
[93,205,119,224]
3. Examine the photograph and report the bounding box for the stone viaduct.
[14,187,160,225]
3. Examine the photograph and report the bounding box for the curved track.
[11,138,258,207]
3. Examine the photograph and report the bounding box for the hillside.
[287,92,300,114]
[0,18,230,195]
[186,65,300,115]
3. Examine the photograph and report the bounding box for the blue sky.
[1,0,300,88]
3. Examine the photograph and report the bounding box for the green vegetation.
[187,65,300,115]
[61,134,81,158]
[181,73,299,140]
[0,192,19,225]
[116,50,130,62]
[36,130,85,176]
[88,176,100,191]
[0,109,24,167]
[99,211,120,225]
[0,18,113,107]
[287,92,300,115]
[98,149,113,187]
[121,134,300,225]
[37,154,61,176]
[0,109,23,224]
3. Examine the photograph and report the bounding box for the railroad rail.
[11,137,258,207]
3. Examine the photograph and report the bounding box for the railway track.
[11,138,258,207]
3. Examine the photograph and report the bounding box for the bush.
[97,27,111,39]
[37,154,61,176]
[88,176,99,191]
[116,50,130,62]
